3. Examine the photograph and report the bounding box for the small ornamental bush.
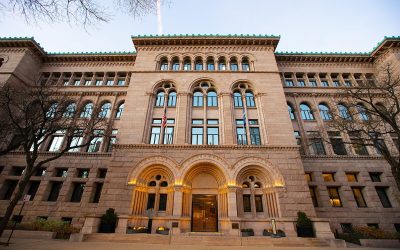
[353,226,400,240]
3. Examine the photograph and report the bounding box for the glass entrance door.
[191,194,218,232]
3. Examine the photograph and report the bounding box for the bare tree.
[328,63,400,191]
[0,83,108,237]
[2,0,160,27]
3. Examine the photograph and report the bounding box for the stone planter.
[263,230,273,236]
[127,228,147,234]
[297,227,314,238]
[99,223,116,233]
[241,230,254,237]
[360,239,400,248]
[156,229,170,235]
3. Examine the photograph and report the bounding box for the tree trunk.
[0,172,31,237]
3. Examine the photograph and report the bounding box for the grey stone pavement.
[0,238,394,250]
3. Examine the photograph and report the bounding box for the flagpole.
[157,0,163,35]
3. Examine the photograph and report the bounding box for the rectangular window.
[74,80,80,86]
[70,183,85,202]
[163,127,174,144]
[84,80,92,86]
[330,138,347,155]
[309,186,318,207]
[97,169,107,178]
[147,193,156,209]
[107,136,118,152]
[310,138,326,155]
[309,80,317,87]
[117,79,125,86]
[207,119,218,125]
[95,80,103,86]
[321,81,329,87]
[255,195,263,212]
[11,166,24,176]
[207,127,219,145]
[243,195,251,212]
[68,135,83,152]
[374,139,388,155]
[192,127,203,145]
[192,119,203,125]
[250,127,261,145]
[369,172,382,182]
[91,183,103,203]
[55,168,68,178]
[26,181,40,200]
[327,187,342,207]
[48,135,64,152]
[322,173,335,182]
[34,168,46,176]
[285,80,294,87]
[77,169,90,178]
[375,187,392,208]
[150,127,161,144]
[236,127,247,145]
[297,80,305,87]
[106,79,114,86]
[305,173,312,182]
[333,81,340,87]
[158,193,168,211]
[47,182,63,202]
[351,187,367,207]
[346,173,358,182]
[0,180,18,200]
[351,138,369,155]
[367,223,379,229]
[87,136,103,153]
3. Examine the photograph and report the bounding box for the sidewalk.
[0,238,392,250]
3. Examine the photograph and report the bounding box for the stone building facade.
[0,35,399,237]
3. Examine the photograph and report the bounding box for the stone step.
[84,233,331,247]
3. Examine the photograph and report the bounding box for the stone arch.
[188,77,217,93]
[230,79,258,95]
[232,157,285,187]
[151,79,178,93]
[127,155,179,185]
[179,154,230,185]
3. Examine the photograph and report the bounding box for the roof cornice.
[275,36,400,63]
[0,37,136,62]
[131,34,280,50]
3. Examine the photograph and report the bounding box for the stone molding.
[43,62,135,67]
[137,45,275,52]
[115,144,299,151]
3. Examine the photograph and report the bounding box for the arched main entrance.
[181,164,228,232]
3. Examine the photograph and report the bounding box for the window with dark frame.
[243,194,251,212]
[70,183,85,202]
[47,181,63,202]
[158,193,168,211]
[255,195,263,212]
[351,187,367,207]
[375,187,392,208]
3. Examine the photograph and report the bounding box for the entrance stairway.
[84,233,335,247]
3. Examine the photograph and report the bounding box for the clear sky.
[0,0,399,53]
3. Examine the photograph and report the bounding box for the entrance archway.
[181,164,228,232]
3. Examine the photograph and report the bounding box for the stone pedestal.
[314,221,334,239]
[116,216,129,234]
[81,216,101,234]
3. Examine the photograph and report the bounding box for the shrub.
[5,218,79,239]
[296,211,313,229]
[100,208,118,225]
[353,226,400,240]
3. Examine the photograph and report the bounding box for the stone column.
[220,92,234,144]
[227,186,238,218]
[172,185,183,217]
[176,93,189,144]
